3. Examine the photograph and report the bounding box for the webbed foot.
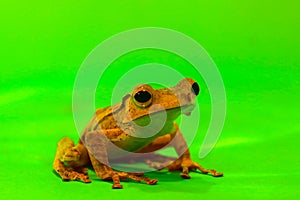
[147,158,223,178]
[55,165,91,183]
[167,158,223,178]
[101,171,157,189]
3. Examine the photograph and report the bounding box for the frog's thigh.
[53,137,75,173]
[84,130,112,179]
[136,133,175,153]
[83,128,125,168]
[53,137,91,182]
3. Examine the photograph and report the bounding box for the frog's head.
[122,78,199,124]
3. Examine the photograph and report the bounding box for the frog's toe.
[210,170,224,177]
[147,179,158,185]
[61,175,71,181]
[126,173,158,185]
[112,183,123,189]
[191,161,223,177]
[104,172,157,189]
[180,172,191,179]
[56,166,91,183]
[68,171,91,183]
[166,159,223,179]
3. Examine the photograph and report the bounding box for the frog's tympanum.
[53,78,223,189]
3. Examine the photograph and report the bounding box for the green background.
[1,0,299,199]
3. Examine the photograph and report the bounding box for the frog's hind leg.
[135,134,176,170]
[53,137,91,183]
[85,130,158,189]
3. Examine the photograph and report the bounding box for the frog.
[53,78,223,189]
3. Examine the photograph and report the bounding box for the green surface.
[1,0,300,199]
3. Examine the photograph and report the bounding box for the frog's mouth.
[180,104,196,116]
[160,104,195,120]
[123,103,196,124]
[184,112,192,116]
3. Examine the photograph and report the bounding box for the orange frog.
[53,78,223,189]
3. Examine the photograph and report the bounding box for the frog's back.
[81,102,123,134]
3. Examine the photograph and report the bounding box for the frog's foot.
[102,171,157,189]
[166,159,223,179]
[55,165,91,183]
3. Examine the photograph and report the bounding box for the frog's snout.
[172,78,200,115]
[182,81,199,105]
[175,78,200,96]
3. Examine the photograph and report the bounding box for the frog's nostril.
[191,82,200,96]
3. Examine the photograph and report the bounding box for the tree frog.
[53,78,223,189]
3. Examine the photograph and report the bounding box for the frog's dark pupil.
[191,82,200,96]
[134,91,151,103]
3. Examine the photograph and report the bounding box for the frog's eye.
[191,82,200,96]
[134,91,151,103]
[133,90,152,107]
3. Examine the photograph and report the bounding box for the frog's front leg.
[167,123,223,178]
[84,130,158,189]
[138,123,223,178]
